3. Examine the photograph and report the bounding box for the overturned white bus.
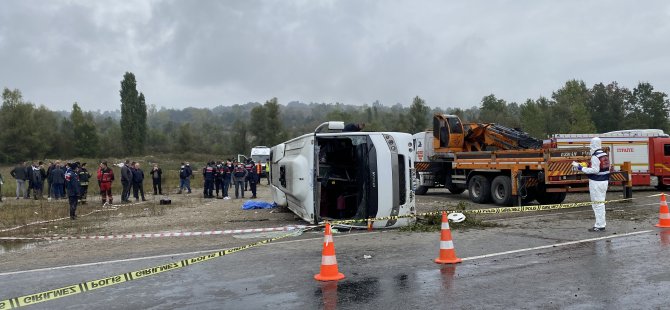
[270,122,416,228]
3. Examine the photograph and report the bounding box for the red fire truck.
[546,129,670,189]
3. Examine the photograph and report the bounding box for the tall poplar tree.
[264,97,285,146]
[137,92,147,153]
[119,72,147,155]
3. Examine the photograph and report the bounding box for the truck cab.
[649,137,670,188]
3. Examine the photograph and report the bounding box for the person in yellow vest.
[265,162,270,185]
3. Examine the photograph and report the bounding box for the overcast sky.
[1,0,669,112]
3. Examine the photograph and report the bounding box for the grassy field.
[0,153,236,200]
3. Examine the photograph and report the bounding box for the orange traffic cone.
[315,223,345,281]
[655,193,670,228]
[435,211,462,264]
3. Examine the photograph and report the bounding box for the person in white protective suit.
[572,137,610,232]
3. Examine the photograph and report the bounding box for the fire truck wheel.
[491,175,513,206]
[468,175,491,203]
[415,186,429,195]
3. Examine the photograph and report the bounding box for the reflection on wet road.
[2,228,670,309]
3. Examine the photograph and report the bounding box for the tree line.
[1,76,668,164]
[474,80,670,139]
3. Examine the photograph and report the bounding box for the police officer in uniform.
[65,163,81,219]
[214,161,224,198]
[244,159,254,191]
[247,163,259,198]
[233,163,248,199]
[222,160,233,199]
[77,162,91,204]
[203,161,216,198]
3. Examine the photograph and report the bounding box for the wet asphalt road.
[2,209,670,309]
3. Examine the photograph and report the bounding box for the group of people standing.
[201,159,262,200]
[6,161,90,219]
[2,158,270,216]
[118,160,163,204]
[8,161,91,203]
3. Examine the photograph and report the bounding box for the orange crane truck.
[413,114,633,206]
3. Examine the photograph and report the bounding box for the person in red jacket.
[97,161,115,205]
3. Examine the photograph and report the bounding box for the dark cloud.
[1,0,669,111]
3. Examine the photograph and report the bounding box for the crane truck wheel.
[552,192,567,204]
[468,175,492,203]
[536,192,567,205]
[520,188,537,204]
[415,186,429,195]
[447,185,466,195]
[491,175,513,206]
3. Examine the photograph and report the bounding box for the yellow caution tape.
[328,193,663,225]
[0,228,309,309]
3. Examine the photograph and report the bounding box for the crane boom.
[433,114,542,153]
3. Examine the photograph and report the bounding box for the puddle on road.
[647,272,670,282]
[314,277,380,305]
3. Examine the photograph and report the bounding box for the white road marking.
[462,230,653,261]
[0,231,378,277]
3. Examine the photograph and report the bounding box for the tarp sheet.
[241,201,276,210]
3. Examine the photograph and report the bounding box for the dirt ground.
[0,183,663,273]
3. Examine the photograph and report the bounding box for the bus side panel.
[272,136,316,224]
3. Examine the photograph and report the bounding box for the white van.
[270,122,416,228]
[250,146,271,177]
